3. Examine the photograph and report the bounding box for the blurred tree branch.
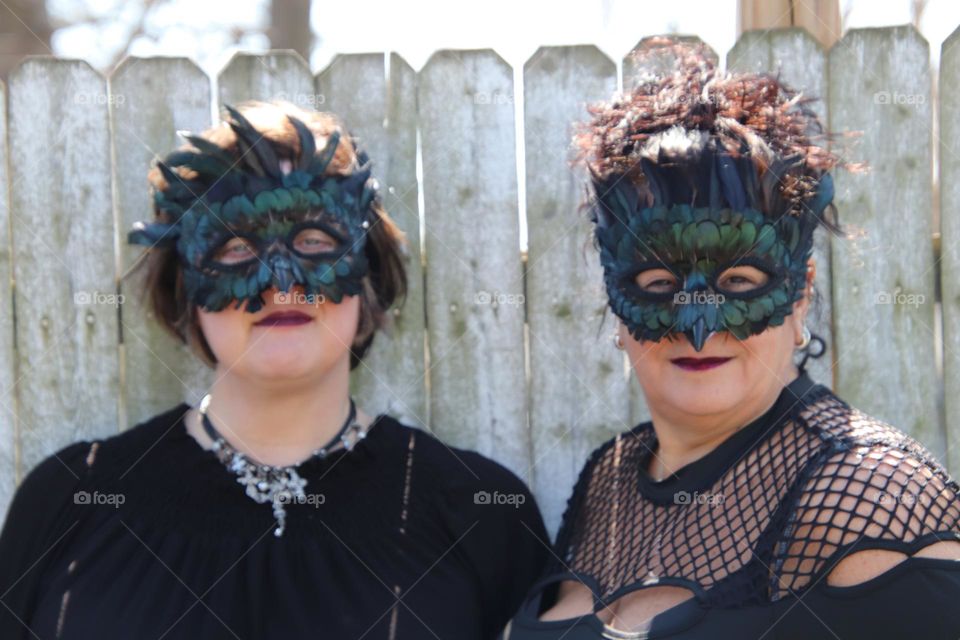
[1,0,314,79]
[269,0,311,61]
[0,0,53,79]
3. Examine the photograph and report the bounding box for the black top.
[508,371,960,639]
[0,403,549,639]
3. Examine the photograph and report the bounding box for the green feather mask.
[591,131,833,351]
[127,105,377,313]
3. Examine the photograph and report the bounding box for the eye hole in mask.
[288,223,343,259]
[211,235,258,267]
[204,220,347,270]
[634,267,681,295]
[714,265,770,294]
[631,262,776,298]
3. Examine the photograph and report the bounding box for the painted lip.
[670,356,732,371]
[253,310,313,327]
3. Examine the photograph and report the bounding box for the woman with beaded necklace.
[0,100,548,639]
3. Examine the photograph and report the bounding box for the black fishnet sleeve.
[771,430,960,599]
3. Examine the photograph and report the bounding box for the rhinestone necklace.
[198,395,364,537]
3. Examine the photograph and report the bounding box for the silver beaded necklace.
[197,394,365,537]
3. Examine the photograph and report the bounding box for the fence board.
[8,58,119,475]
[939,26,960,477]
[316,53,426,428]
[110,57,213,429]
[829,26,943,457]
[218,50,316,110]
[524,45,626,536]
[418,49,529,477]
[0,79,14,506]
[727,29,835,391]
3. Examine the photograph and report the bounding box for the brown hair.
[125,100,408,370]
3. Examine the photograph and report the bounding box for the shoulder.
[373,415,550,630]
[81,402,192,476]
[802,398,960,522]
[7,439,96,514]
[778,401,960,593]
[807,423,959,535]
[101,402,192,455]
[808,388,942,459]
[374,414,536,500]
[795,388,959,514]
[5,402,191,519]
[0,438,96,590]
[374,414,548,538]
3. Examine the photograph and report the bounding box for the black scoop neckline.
[635,371,822,504]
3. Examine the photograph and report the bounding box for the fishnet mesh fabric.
[551,386,960,608]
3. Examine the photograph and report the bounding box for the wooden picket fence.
[1,25,958,536]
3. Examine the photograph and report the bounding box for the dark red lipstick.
[254,310,312,327]
[670,356,732,371]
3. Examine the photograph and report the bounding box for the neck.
[647,365,800,480]
[201,355,356,467]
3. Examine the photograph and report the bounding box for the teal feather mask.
[127,105,377,313]
[591,129,834,351]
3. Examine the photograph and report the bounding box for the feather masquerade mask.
[127,105,377,313]
[592,126,834,351]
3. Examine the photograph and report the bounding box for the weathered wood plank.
[727,28,835,391]
[218,50,315,109]
[8,58,119,476]
[939,26,960,478]
[829,26,942,455]
[316,53,426,427]
[524,45,626,536]
[418,49,529,476]
[0,78,15,511]
[110,56,213,428]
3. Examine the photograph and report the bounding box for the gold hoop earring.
[796,325,811,350]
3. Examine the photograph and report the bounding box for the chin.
[246,345,333,379]
[653,372,739,412]
[248,361,331,385]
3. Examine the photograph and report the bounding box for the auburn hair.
[574,39,859,236]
